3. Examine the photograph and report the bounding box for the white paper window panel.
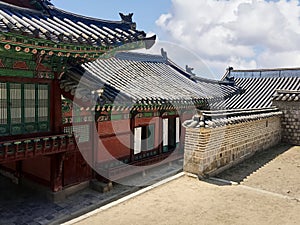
[163,118,168,146]
[24,84,36,123]
[176,117,180,143]
[0,83,7,124]
[10,84,22,124]
[134,127,142,154]
[38,84,49,99]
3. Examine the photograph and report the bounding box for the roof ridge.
[114,51,166,63]
[0,1,42,14]
[50,7,126,25]
[232,67,300,72]
[229,67,300,79]
[275,89,300,94]
[119,51,163,57]
[167,59,233,85]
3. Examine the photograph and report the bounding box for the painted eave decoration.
[0,0,156,59]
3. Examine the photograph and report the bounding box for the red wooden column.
[50,153,65,192]
[178,109,184,152]
[93,120,98,177]
[158,110,164,155]
[15,161,22,182]
[52,76,62,134]
[129,112,136,163]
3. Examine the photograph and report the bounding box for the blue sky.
[51,0,300,78]
[51,0,171,34]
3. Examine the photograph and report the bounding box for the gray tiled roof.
[183,107,282,128]
[213,68,300,109]
[0,0,150,47]
[61,52,241,106]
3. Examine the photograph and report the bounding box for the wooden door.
[63,151,92,187]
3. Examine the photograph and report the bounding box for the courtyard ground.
[0,162,182,225]
[69,144,300,225]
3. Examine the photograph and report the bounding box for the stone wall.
[184,116,281,176]
[273,101,300,145]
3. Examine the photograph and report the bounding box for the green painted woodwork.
[143,112,153,117]
[0,50,60,79]
[0,50,36,78]
[24,123,37,133]
[0,126,8,135]
[0,82,50,136]
[110,114,123,121]
[11,124,22,135]
[0,49,33,59]
[0,69,34,78]
[163,146,169,153]
[0,32,148,61]
[168,111,177,116]
[93,101,205,114]
[0,32,108,54]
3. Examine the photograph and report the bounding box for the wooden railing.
[0,134,77,164]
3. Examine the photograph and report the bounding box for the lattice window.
[0,82,50,136]
[38,84,49,122]
[24,83,36,123]
[134,124,155,154]
[10,83,22,124]
[0,83,7,125]
[64,124,90,143]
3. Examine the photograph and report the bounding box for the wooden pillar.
[129,112,136,162]
[158,111,164,155]
[178,109,184,152]
[50,153,64,192]
[15,161,22,182]
[93,119,98,177]
[52,77,62,134]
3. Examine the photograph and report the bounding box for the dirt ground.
[217,144,300,199]
[71,145,300,225]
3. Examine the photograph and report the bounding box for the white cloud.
[156,0,300,78]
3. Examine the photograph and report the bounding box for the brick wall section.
[273,101,300,145]
[184,116,281,176]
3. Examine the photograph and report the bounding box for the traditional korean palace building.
[0,0,241,196]
[61,51,241,183]
[2,0,298,198]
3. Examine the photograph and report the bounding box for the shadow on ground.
[0,162,182,225]
[214,144,292,183]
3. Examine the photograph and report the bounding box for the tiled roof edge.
[227,67,300,79]
[273,89,300,102]
[183,107,282,128]
[232,67,300,72]
[49,7,130,26]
